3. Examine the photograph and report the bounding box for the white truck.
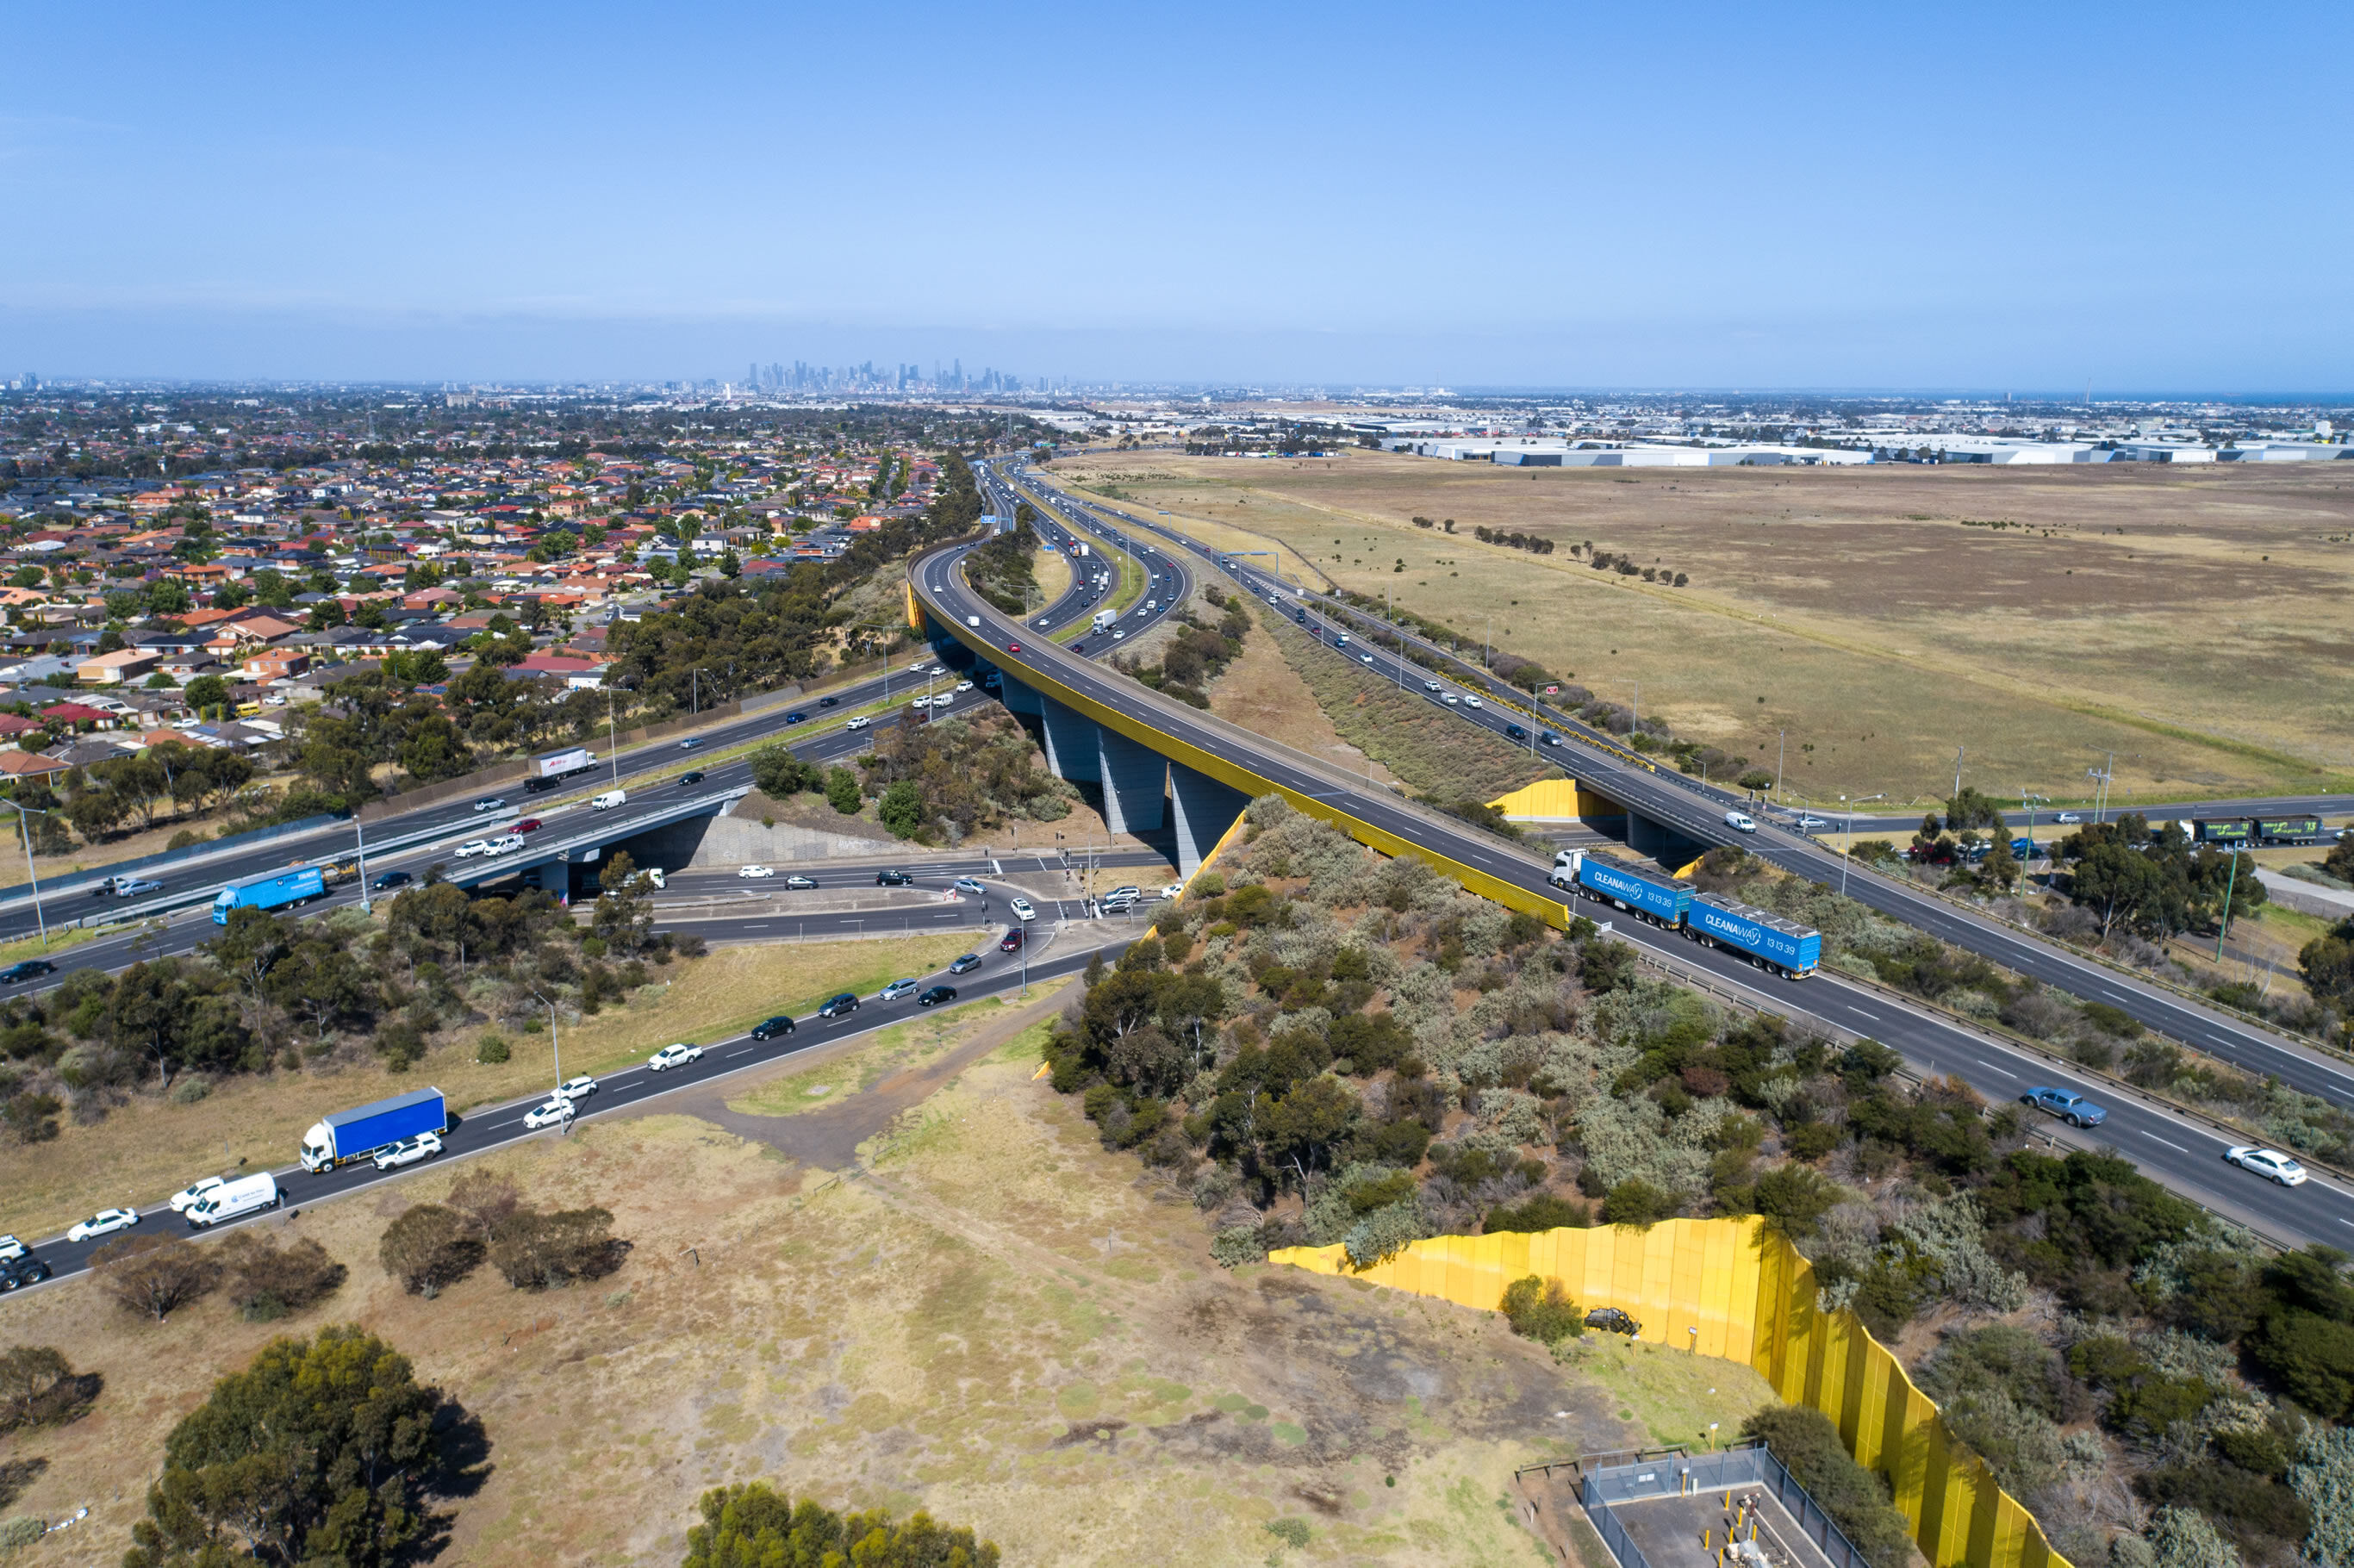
[592,789,627,811]
[1091,608,1115,633]
[186,1172,280,1229]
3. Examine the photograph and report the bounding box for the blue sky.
[3,2,2347,389]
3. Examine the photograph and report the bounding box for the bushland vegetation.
[682,1481,1000,1568]
[1113,587,1254,708]
[1038,795,2354,1568]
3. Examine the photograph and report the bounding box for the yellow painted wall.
[1272,1219,2069,1568]
[1487,778,1622,822]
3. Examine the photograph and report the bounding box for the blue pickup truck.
[2021,1086,2107,1128]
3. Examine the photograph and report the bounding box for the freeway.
[912,528,2354,1252]
[1006,467,2354,1114]
[3,922,1114,1296]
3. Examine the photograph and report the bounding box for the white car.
[649,1042,704,1071]
[168,1176,227,1214]
[2226,1147,2309,1185]
[1442,694,1459,706]
[844,715,871,730]
[373,1132,444,1171]
[1422,680,1441,693]
[454,839,492,859]
[739,864,776,879]
[931,694,953,708]
[487,834,525,856]
[1009,896,1036,922]
[910,695,932,709]
[1159,883,1184,899]
[68,1208,140,1243]
[1462,695,1483,709]
[557,1075,599,1102]
[1725,812,1758,834]
[1105,885,1141,903]
[956,681,973,692]
[1361,654,1374,665]
[523,1098,574,1130]
[928,666,947,676]
[1795,815,1829,830]
[1111,629,1125,640]
[878,979,920,1001]
[2056,812,2083,824]
[0,1235,23,1263]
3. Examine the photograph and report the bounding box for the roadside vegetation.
[1039,793,2354,1568]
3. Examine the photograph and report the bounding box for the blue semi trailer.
[301,1086,447,1172]
[212,865,327,924]
[1548,850,1820,980]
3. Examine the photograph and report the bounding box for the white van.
[186,1172,279,1229]
[592,790,627,811]
[966,614,981,628]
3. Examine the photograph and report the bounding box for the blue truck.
[301,1086,447,1173]
[213,865,327,924]
[1548,850,1821,980]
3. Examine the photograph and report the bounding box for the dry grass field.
[0,998,1772,1566]
[1056,451,2354,807]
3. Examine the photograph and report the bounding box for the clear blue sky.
[3,2,2346,389]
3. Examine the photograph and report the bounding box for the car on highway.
[819,695,838,707]
[956,681,973,692]
[953,877,986,895]
[948,952,983,974]
[679,737,703,750]
[1105,885,1140,903]
[106,877,165,898]
[0,1257,52,1291]
[816,992,860,1019]
[473,796,506,812]
[1000,928,1024,954]
[2226,1146,2309,1185]
[514,818,543,833]
[910,695,931,709]
[0,1236,24,1263]
[1006,642,1022,653]
[1724,812,1758,833]
[648,1042,704,1071]
[1110,629,1124,640]
[1160,883,1184,899]
[68,1208,140,1243]
[1585,1307,1641,1337]
[523,1098,574,1130]
[1794,815,1829,830]
[1439,693,1458,706]
[1008,896,1036,921]
[914,983,958,1008]
[878,979,920,1002]
[1422,680,1441,693]
[2021,1086,2107,1127]
[2055,812,2082,824]
[750,1014,797,1040]
[454,839,492,858]
[373,1132,444,1171]
[556,1075,599,1102]
[1462,695,1483,709]
[739,864,776,879]
[1036,618,1050,627]
[1504,724,1527,741]
[1541,733,1561,747]
[0,960,57,985]
[679,771,706,787]
[1360,654,1374,665]
[168,1175,227,1213]
[876,869,914,887]
[784,711,807,725]
[784,874,818,890]
[928,666,946,676]
[487,833,526,856]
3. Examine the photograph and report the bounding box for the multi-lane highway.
[912,509,2354,1252]
[1005,467,2354,1115]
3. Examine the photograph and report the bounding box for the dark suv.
[816,992,860,1019]
[0,960,57,986]
[875,869,914,887]
[750,1015,796,1041]
[999,929,1024,954]
[1585,1307,1641,1337]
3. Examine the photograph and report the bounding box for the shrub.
[1742,1406,1915,1568]
[682,1480,1000,1568]
[1500,1275,1584,1344]
[91,1234,221,1322]
[1604,1178,1677,1227]
[1485,1193,1591,1234]
[219,1232,346,1321]
[489,1206,626,1290]
[476,1032,511,1064]
[378,1204,482,1297]
[0,1345,96,1432]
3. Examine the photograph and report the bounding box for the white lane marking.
[2140,1130,2189,1153]
[1973,1060,2018,1080]
[1847,1006,1879,1020]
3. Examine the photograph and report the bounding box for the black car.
[784,711,807,725]
[750,1014,796,1041]
[947,952,983,974]
[0,1257,52,1291]
[1504,723,1526,741]
[1585,1307,1641,1336]
[818,695,838,708]
[0,960,56,985]
[1540,732,1561,748]
[816,992,860,1019]
[875,869,914,887]
[916,985,956,1007]
[679,771,706,787]
[999,929,1024,954]
[371,870,414,891]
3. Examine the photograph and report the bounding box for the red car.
[1006,642,1022,654]
[999,928,1024,954]
[514,818,543,833]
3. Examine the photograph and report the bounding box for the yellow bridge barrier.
[1271,1218,2068,1568]
[1486,778,1622,822]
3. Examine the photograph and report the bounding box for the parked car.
[1000,928,1025,954]
[783,874,818,890]
[2021,1086,2107,1128]
[679,771,706,787]
[947,952,983,974]
[67,1208,140,1243]
[0,1257,53,1291]
[168,1175,227,1213]
[648,1042,704,1071]
[917,986,956,1007]
[0,960,56,985]
[750,1014,797,1040]
[556,1075,599,1102]
[1009,896,1036,922]
[679,737,702,750]
[878,979,920,1002]
[816,992,860,1019]
[1585,1307,1641,1336]
[523,1098,574,1130]
[373,1132,444,1171]
[844,715,871,730]
[876,869,914,887]
[1724,812,1758,833]
[740,864,776,879]
[2227,1146,2309,1185]
[953,877,987,895]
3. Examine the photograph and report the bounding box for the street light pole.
[2,805,48,949]
[355,812,372,916]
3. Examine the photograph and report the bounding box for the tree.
[877,779,925,837]
[1499,1275,1583,1343]
[220,1232,346,1321]
[1743,1406,1915,1568]
[592,849,656,955]
[91,1234,221,1321]
[1265,1075,1359,1182]
[824,766,863,815]
[2305,919,2354,1011]
[749,744,818,798]
[2069,840,2179,938]
[123,1325,440,1568]
[2290,1425,2354,1568]
[488,1206,624,1290]
[0,1344,92,1432]
[682,1481,1000,1568]
[379,1204,482,1298]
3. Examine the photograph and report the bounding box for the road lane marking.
[2140,1130,2189,1153]
[1847,1006,1879,1020]
[1973,1060,2018,1080]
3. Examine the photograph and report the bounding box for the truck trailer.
[301,1086,448,1172]
[526,745,598,791]
[1091,609,1115,633]
[212,865,327,924]
[1548,850,1820,980]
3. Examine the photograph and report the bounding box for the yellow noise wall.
[1486,777,1622,822]
[1271,1217,2069,1568]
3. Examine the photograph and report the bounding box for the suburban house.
[77,648,160,685]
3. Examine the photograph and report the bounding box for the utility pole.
[1952,746,1965,801]
[1776,731,1785,802]
[607,688,620,784]
[2214,850,2242,961]
[355,812,372,915]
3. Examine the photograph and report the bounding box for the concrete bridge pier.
[997,675,1043,718]
[1171,762,1251,882]
[1039,696,1102,782]
[1097,729,1168,836]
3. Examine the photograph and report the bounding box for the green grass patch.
[1554,1336,1778,1450]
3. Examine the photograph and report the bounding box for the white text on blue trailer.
[1549,850,1821,979]
[213,865,327,924]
